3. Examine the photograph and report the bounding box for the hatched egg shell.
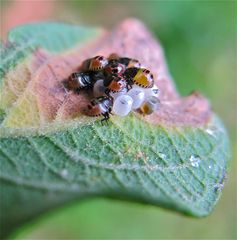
[93,79,106,97]
[140,96,160,115]
[147,96,160,111]
[127,88,145,109]
[113,95,133,116]
[144,84,160,98]
[109,87,127,99]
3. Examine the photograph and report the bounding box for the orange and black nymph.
[66,71,104,92]
[103,75,127,95]
[86,96,113,122]
[82,55,108,71]
[108,53,141,69]
[123,67,154,89]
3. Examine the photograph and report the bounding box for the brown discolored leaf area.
[31,19,210,126]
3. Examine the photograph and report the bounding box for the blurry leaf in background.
[1,0,55,38]
[144,2,237,132]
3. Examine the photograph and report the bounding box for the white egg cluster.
[93,82,160,117]
[65,54,161,121]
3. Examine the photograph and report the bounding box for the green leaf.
[0,19,230,238]
[0,22,101,85]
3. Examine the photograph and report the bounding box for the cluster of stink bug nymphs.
[65,53,160,123]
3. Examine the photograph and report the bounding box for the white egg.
[144,84,160,98]
[127,88,145,109]
[93,79,105,97]
[109,87,127,99]
[113,95,133,116]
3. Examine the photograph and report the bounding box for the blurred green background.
[3,0,237,239]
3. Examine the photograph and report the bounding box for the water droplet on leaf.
[159,152,167,159]
[60,169,68,178]
[205,128,216,138]
[189,155,201,167]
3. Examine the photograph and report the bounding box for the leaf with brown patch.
[0,19,230,238]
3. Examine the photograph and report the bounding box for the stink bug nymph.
[108,53,141,68]
[67,72,92,91]
[86,96,113,122]
[119,57,141,68]
[104,61,126,76]
[123,67,154,88]
[104,75,127,95]
[66,71,104,92]
[82,55,108,71]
